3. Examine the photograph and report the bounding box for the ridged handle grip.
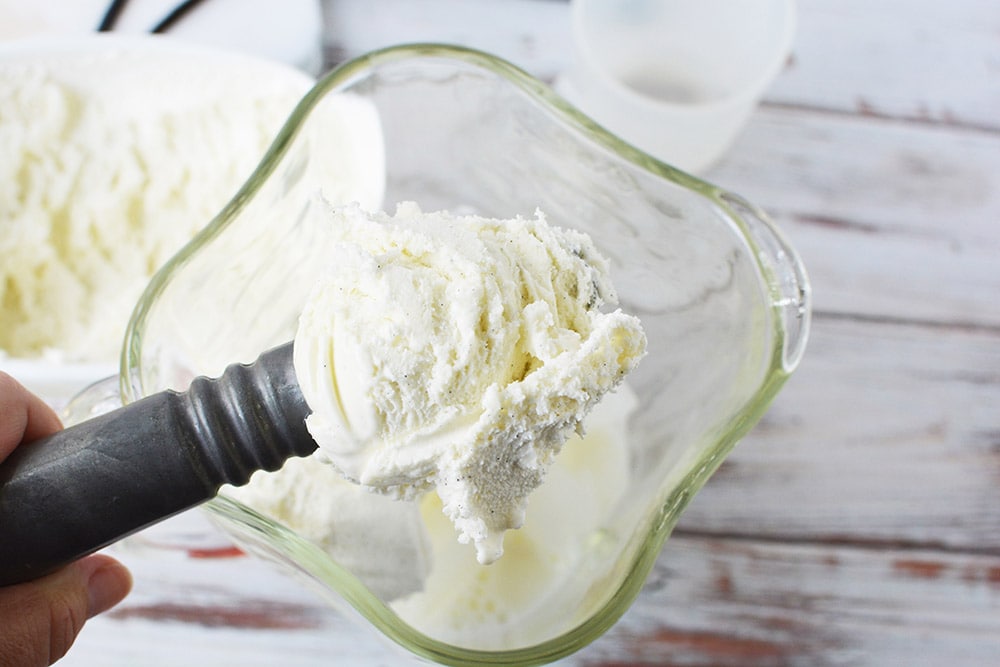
[0,342,316,586]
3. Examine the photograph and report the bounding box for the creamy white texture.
[0,48,309,360]
[0,44,383,362]
[391,384,637,647]
[294,201,646,564]
[230,380,638,641]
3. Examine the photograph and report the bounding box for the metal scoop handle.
[0,342,316,586]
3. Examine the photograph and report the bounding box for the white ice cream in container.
[0,35,318,402]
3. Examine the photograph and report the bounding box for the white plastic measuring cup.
[556,0,796,173]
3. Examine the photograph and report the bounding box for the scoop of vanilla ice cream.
[0,40,314,361]
[294,201,647,564]
[391,384,637,647]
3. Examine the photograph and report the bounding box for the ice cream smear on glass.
[292,200,647,565]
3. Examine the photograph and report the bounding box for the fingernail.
[85,557,133,618]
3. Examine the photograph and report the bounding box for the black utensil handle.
[0,342,317,586]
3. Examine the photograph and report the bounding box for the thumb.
[0,554,132,666]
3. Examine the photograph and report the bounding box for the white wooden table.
[57,0,1000,665]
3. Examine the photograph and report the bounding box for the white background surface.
[5,0,999,664]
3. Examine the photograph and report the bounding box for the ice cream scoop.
[0,342,315,586]
[0,199,647,588]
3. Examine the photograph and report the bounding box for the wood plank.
[320,0,1000,132]
[710,108,1000,239]
[63,532,1000,666]
[566,534,1000,667]
[675,315,1000,552]
[767,0,1000,131]
[62,541,394,666]
[706,106,1000,327]
[320,1,1000,328]
[321,0,573,77]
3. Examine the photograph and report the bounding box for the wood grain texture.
[33,0,1000,664]
[321,0,573,77]
[765,0,1000,131]
[64,528,1000,666]
[571,535,1000,667]
[678,315,1000,551]
[705,108,1000,327]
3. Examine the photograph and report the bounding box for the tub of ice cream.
[110,43,810,665]
[0,34,322,405]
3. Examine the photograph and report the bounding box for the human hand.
[0,372,133,666]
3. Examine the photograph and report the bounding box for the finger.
[0,371,63,461]
[0,554,132,666]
